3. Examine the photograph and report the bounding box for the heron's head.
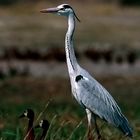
[40,4,80,22]
[19,109,34,120]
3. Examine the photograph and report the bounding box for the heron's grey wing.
[76,76,119,122]
[75,75,132,136]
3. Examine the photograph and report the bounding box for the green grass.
[0,76,139,139]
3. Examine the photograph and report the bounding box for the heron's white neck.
[65,13,78,75]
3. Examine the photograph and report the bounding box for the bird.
[40,4,133,139]
[19,109,35,140]
[35,119,50,140]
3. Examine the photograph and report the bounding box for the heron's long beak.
[40,7,59,13]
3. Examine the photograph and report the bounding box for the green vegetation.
[0,0,18,5]
[0,76,139,139]
[120,0,140,6]
[0,0,40,6]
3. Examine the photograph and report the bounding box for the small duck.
[19,109,35,140]
[35,119,50,140]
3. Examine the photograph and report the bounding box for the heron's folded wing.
[76,76,123,125]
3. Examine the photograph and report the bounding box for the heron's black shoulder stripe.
[75,75,83,82]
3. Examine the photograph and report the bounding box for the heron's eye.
[60,8,65,11]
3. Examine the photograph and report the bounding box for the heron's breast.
[72,84,81,101]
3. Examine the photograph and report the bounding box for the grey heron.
[35,119,50,140]
[19,109,35,140]
[40,4,133,139]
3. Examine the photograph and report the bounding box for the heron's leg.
[92,114,101,140]
[85,108,93,140]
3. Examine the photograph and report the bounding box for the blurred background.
[0,0,140,139]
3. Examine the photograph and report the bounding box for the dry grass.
[0,2,140,48]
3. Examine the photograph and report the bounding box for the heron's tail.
[117,113,133,138]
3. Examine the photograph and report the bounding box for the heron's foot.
[87,130,93,140]
[87,134,93,140]
[97,135,106,140]
[97,135,101,140]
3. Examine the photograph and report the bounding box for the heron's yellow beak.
[40,7,59,13]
